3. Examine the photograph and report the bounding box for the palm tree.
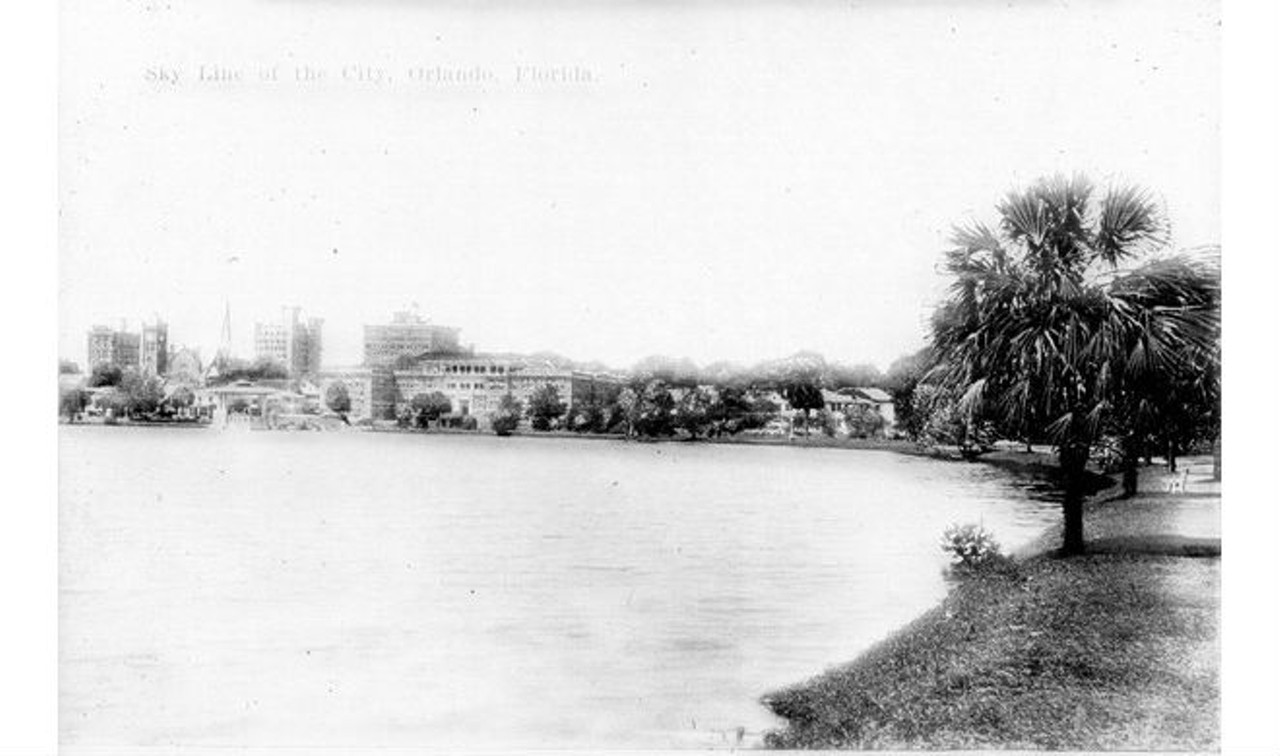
[928,175,1220,555]
[1102,253,1221,493]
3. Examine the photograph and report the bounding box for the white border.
[5,0,1279,753]
[1,2,59,753]
[1220,0,1280,752]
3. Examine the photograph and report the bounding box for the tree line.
[391,357,896,441]
[60,363,197,423]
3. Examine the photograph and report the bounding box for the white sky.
[59,0,1220,372]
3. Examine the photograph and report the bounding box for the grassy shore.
[761,459,1220,751]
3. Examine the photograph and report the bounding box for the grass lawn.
[761,457,1220,751]
[762,554,1219,750]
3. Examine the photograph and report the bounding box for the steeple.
[217,299,233,363]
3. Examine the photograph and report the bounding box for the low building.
[391,354,620,423]
[196,382,285,415]
[822,389,857,414]
[316,366,396,422]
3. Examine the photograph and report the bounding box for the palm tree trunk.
[1060,444,1089,555]
[1121,435,1140,498]
[1212,436,1222,481]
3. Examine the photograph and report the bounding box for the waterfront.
[60,427,1064,750]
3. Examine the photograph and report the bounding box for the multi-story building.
[391,354,620,422]
[254,306,323,377]
[86,325,140,371]
[140,319,169,377]
[363,310,462,367]
[316,366,396,421]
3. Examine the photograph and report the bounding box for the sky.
[59,0,1221,372]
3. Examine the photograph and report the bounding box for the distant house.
[849,387,896,429]
[822,389,856,414]
[819,387,898,435]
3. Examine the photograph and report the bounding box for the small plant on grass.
[941,523,1013,575]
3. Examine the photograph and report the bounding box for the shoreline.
[65,419,1107,497]
[760,458,1221,750]
[62,416,1065,461]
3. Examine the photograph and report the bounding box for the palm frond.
[1095,185,1167,264]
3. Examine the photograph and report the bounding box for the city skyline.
[59,0,1219,374]
[67,302,915,375]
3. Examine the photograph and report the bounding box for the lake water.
[60,427,1062,752]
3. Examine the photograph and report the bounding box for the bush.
[529,384,567,431]
[817,409,841,438]
[941,523,1013,575]
[846,404,888,439]
[324,383,352,419]
[410,392,452,429]
[396,406,415,428]
[60,387,89,422]
[491,394,523,436]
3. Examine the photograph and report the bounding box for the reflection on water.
[60,428,1063,750]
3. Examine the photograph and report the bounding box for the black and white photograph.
[16,0,1274,753]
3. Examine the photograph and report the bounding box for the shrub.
[941,523,1013,575]
[60,387,89,422]
[491,394,523,436]
[410,392,452,429]
[396,406,415,429]
[817,409,841,438]
[529,384,567,431]
[846,404,888,439]
[324,383,352,419]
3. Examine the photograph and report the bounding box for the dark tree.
[929,176,1220,554]
[212,357,290,384]
[883,347,934,441]
[782,382,824,437]
[491,393,523,436]
[325,383,352,424]
[410,391,453,429]
[528,384,568,431]
[88,364,124,388]
[674,386,715,438]
[60,388,89,422]
[631,380,677,437]
[120,371,165,419]
[705,385,764,436]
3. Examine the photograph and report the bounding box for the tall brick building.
[254,306,324,377]
[140,319,169,377]
[86,325,140,371]
[363,311,462,367]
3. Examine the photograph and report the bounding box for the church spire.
[216,299,233,363]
